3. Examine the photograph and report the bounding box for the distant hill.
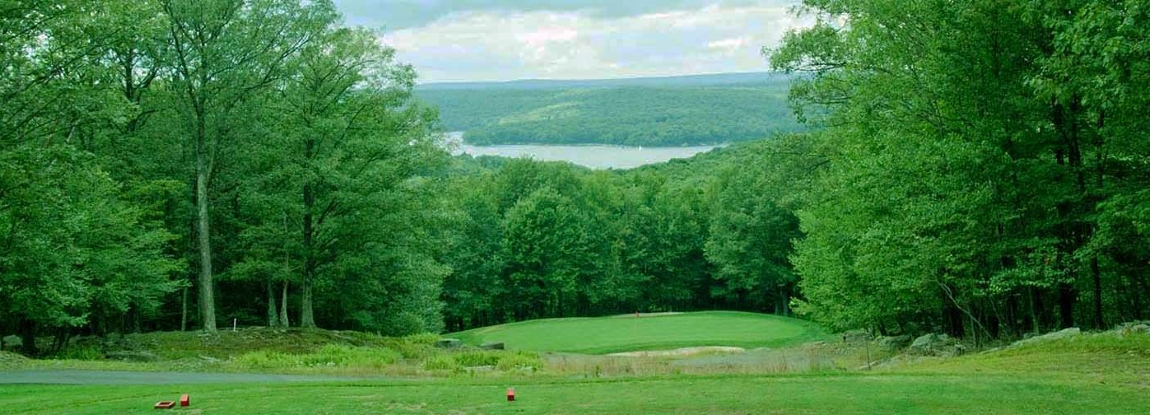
[418,72,789,91]
[416,72,802,147]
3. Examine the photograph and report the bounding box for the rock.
[2,335,21,350]
[840,330,871,343]
[198,355,220,363]
[1010,327,1081,348]
[909,333,953,356]
[480,342,505,350]
[1114,322,1150,336]
[879,335,912,349]
[434,338,463,349]
[0,350,29,365]
[105,351,160,362]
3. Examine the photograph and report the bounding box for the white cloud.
[708,36,752,54]
[380,3,813,82]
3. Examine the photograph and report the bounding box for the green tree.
[160,0,336,331]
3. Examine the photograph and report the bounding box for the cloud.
[332,0,786,30]
[708,36,752,54]
[368,2,812,82]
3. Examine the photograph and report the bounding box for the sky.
[330,0,812,83]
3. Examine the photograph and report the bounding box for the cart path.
[0,370,369,385]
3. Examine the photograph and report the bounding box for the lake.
[444,132,721,170]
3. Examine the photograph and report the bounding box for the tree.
[160,0,336,331]
[770,0,1150,337]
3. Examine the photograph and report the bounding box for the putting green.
[450,311,828,354]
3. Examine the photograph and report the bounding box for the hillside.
[418,72,787,90]
[415,73,803,147]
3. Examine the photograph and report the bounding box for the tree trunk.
[1091,256,1104,329]
[1029,287,1043,335]
[20,318,36,357]
[267,280,279,327]
[180,286,188,332]
[300,280,314,328]
[280,281,291,328]
[1059,284,1075,329]
[300,156,317,327]
[196,154,217,332]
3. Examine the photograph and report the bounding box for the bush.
[496,352,544,371]
[454,350,500,367]
[403,333,440,345]
[422,354,459,371]
[234,345,400,370]
[53,346,104,361]
[419,350,544,373]
[235,350,297,369]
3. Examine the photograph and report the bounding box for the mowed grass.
[451,311,829,354]
[2,333,1148,414]
[1,372,1146,414]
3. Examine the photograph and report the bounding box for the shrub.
[235,345,400,370]
[496,352,544,371]
[403,333,440,346]
[235,350,297,369]
[53,346,104,361]
[422,354,459,371]
[454,350,500,367]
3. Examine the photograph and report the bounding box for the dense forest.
[4,0,1150,357]
[416,81,805,147]
[772,0,1150,340]
[436,144,806,331]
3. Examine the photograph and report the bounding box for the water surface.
[445,132,720,169]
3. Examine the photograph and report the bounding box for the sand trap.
[608,346,746,357]
[612,312,683,318]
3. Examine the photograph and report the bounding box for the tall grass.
[235,344,401,370]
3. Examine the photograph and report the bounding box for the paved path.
[0,370,369,385]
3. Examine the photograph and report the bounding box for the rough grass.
[451,311,829,354]
[93,327,417,360]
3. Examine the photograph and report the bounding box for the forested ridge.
[416,81,805,147]
[4,0,1150,357]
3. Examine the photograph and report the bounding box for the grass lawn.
[1,372,1146,414]
[3,318,1147,414]
[450,311,829,354]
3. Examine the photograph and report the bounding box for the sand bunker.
[608,346,746,357]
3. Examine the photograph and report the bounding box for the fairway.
[451,311,827,354]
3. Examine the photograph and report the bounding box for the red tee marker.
[506,387,516,402]
[179,394,190,407]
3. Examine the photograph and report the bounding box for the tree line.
[0,0,801,356]
[771,0,1150,340]
[6,0,1149,356]
[437,148,803,331]
[0,0,446,355]
[418,85,805,147]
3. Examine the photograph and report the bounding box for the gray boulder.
[2,335,21,350]
[1114,322,1150,336]
[909,333,953,356]
[1010,327,1081,348]
[840,330,871,343]
[105,351,160,362]
[480,342,505,350]
[434,338,463,349]
[879,335,912,349]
